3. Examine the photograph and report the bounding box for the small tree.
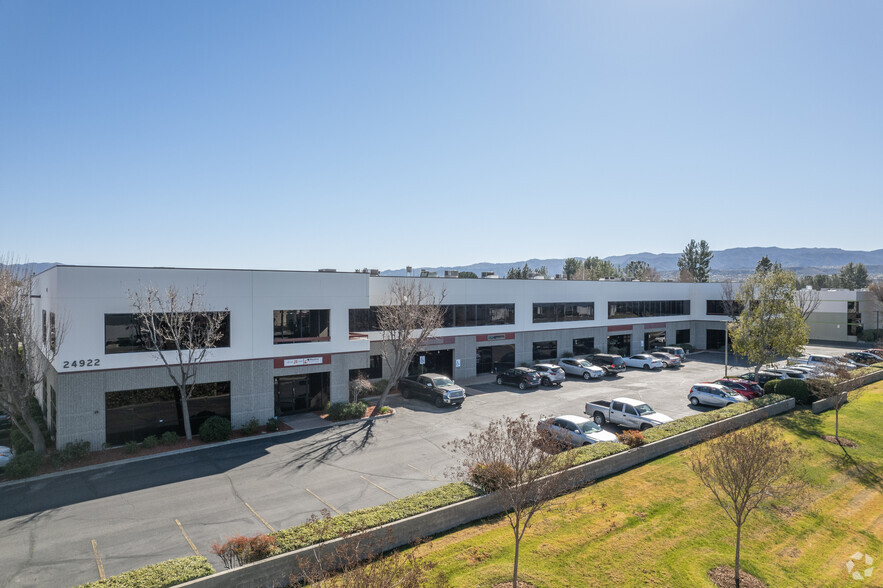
[130,285,228,440]
[0,258,63,456]
[563,257,583,280]
[447,414,575,588]
[839,262,869,290]
[584,256,619,280]
[373,280,445,414]
[690,425,804,588]
[807,367,861,442]
[677,239,713,283]
[622,260,660,281]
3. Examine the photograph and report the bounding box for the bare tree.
[807,367,862,443]
[869,281,883,338]
[373,280,445,415]
[690,425,805,588]
[130,285,228,440]
[0,258,62,456]
[447,414,575,588]
[794,285,821,321]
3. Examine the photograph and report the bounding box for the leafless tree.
[690,425,805,588]
[807,367,862,443]
[869,281,883,339]
[373,280,445,415]
[447,414,576,588]
[0,257,62,455]
[794,285,821,321]
[130,285,228,440]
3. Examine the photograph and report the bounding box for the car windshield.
[634,404,654,416]
[576,360,592,368]
[432,377,454,387]
[577,421,602,434]
[720,386,739,397]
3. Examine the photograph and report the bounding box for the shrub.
[141,435,159,449]
[775,378,813,404]
[75,556,214,588]
[160,431,179,445]
[51,440,91,467]
[210,534,277,569]
[199,416,232,442]
[563,441,629,468]
[242,417,260,435]
[561,351,574,358]
[763,379,781,395]
[349,375,375,402]
[326,401,368,422]
[680,343,694,352]
[5,450,42,479]
[9,396,51,454]
[125,440,140,454]
[617,429,646,448]
[372,378,389,395]
[469,461,516,492]
[591,347,602,354]
[265,417,279,433]
[380,406,392,415]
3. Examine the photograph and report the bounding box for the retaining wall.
[179,397,795,588]
[811,368,883,414]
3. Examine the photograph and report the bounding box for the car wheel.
[583,372,591,380]
[496,377,503,385]
[582,442,590,447]
[542,377,551,387]
[401,388,410,399]
[690,396,699,406]
[434,396,444,408]
[519,382,526,390]
[643,364,650,370]
[640,424,651,431]
[593,413,605,426]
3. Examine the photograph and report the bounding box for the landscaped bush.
[5,450,42,479]
[9,396,51,454]
[141,435,159,449]
[326,401,368,422]
[372,378,390,395]
[565,440,629,468]
[210,534,278,569]
[349,375,375,401]
[51,440,91,467]
[680,343,694,352]
[775,378,813,404]
[469,461,516,492]
[265,417,279,433]
[199,416,232,442]
[271,482,481,553]
[764,379,781,395]
[617,429,646,448]
[125,440,140,454]
[561,351,574,358]
[160,431,179,445]
[75,556,214,588]
[241,417,260,435]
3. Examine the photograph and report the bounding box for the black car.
[738,371,782,386]
[587,354,627,376]
[496,367,541,390]
[845,351,882,364]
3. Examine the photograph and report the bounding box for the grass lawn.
[413,383,883,587]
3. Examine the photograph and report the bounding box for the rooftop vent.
[369,269,380,276]
[318,268,337,272]
[420,270,438,278]
[444,270,459,278]
[481,271,496,278]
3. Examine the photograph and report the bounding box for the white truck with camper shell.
[584,397,673,430]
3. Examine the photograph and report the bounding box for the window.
[274,310,330,344]
[676,329,691,345]
[349,304,515,332]
[348,308,376,337]
[532,302,594,323]
[706,300,744,316]
[847,301,862,337]
[572,337,595,356]
[104,313,231,354]
[42,310,47,345]
[49,312,56,353]
[349,354,383,380]
[608,300,690,319]
[532,340,557,361]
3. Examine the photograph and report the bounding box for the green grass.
[411,383,883,587]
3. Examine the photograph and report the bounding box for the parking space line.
[90,540,105,580]
[244,502,276,532]
[175,519,201,556]
[305,488,342,515]
[408,463,442,482]
[360,475,399,499]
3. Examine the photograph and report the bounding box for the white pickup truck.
[584,397,673,430]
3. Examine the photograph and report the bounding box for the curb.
[0,410,396,490]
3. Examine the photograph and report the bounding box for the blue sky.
[1,1,881,271]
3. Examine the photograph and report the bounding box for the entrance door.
[476,344,516,374]
[644,330,666,351]
[274,373,330,415]
[607,334,632,356]
[706,329,727,351]
[408,349,454,377]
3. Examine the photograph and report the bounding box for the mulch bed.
[821,435,859,447]
[708,565,766,588]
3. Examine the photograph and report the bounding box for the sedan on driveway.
[537,415,618,447]
[688,383,747,407]
[558,358,605,380]
[650,351,681,368]
[496,367,541,390]
[623,354,664,370]
[532,363,566,386]
[713,378,763,399]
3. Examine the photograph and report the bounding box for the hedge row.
[271,482,482,553]
[560,439,629,468]
[849,363,883,379]
[76,556,214,588]
[642,394,789,443]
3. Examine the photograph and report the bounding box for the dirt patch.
[821,435,859,447]
[707,565,766,588]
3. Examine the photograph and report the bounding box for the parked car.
[558,358,604,380]
[766,368,807,380]
[0,446,12,469]
[398,373,466,408]
[532,363,566,386]
[738,371,783,386]
[788,354,855,371]
[835,356,867,369]
[584,397,673,430]
[688,383,747,407]
[623,354,664,370]
[844,351,883,364]
[659,346,687,362]
[713,378,763,399]
[537,415,618,447]
[650,351,681,368]
[496,367,541,390]
[0,412,10,429]
[587,354,628,376]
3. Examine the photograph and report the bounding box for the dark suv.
[496,367,541,390]
[588,354,627,376]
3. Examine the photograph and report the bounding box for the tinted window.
[611,401,624,412]
[105,313,231,354]
[608,300,690,319]
[274,310,330,344]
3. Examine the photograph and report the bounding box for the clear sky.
[1,1,881,271]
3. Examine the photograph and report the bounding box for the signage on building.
[283,356,325,367]
[487,334,506,341]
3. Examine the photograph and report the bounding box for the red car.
[713,378,763,399]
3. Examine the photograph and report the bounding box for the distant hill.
[382,247,883,278]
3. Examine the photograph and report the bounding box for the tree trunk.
[180,388,193,440]
[734,523,742,588]
[835,406,840,440]
[512,530,520,588]
[21,409,46,455]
